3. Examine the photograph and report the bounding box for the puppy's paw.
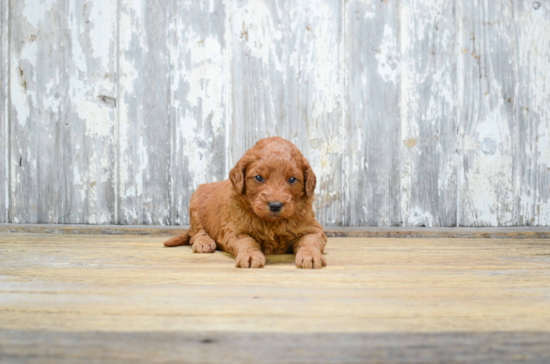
[235,250,266,268]
[192,236,217,253]
[295,249,326,269]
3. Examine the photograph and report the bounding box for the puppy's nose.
[268,201,284,212]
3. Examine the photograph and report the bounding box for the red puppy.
[164,137,327,268]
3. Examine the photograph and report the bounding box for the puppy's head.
[230,137,316,221]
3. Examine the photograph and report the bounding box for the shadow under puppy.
[164,137,327,269]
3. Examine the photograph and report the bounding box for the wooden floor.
[1,233,549,363]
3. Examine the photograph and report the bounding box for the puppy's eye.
[255,175,264,182]
[288,177,297,184]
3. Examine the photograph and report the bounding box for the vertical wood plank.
[64,0,118,224]
[399,0,458,226]
[231,0,345,225]
[170,0,228,225]
[10,0,66,223]
[287,0,345,225]
[10,0,117,224]
[118,0,172,225]
[230,0,285,157]
[0,0,8,222]
[516,0,550,226]
[459,0,517,226]
[345,0,400,226]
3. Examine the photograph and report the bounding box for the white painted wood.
[399,0,458,226]
[231,0,345,225]
[2,0,550,227]
[64,0,118,224]
[345,0,401,226]
[459,0,518,226]
[9,0,117,224]
[118,0,173,225]
[0,0,8,223]
[171,0,228,225]
[9,0,64,224]
[516,0,550,226]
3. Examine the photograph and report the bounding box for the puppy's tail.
[164,231,190,247]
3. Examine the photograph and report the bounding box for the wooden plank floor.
[1,233,549,363]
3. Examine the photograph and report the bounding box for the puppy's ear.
[230,163,245,194]
[230,156,250,194]
[303,160,316,198]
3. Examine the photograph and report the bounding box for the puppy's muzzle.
[268,201,284,212]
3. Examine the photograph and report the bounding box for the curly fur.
[164,137,327,269]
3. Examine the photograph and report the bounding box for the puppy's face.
[230,138,316,221]
[244,156,303,220]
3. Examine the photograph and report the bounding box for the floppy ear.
[303,160,316,198]
[230,162,245,194]
[230,155,251,194]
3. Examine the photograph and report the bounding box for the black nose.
[268,201,284,212]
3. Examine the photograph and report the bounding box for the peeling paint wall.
[1,0,8,223]
[1,0,549,226]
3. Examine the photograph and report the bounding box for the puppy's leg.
[225,234,266,268]
[293,231,327,269]
[189,229,217,253]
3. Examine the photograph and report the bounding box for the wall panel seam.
[398,0,407,227]
[62,0,68,223]
[455,0,462,227]
[115,0,121,224]
[393,0,401,227]
[224,0,232,178]
[6,0,10,223]
[512,0,521,226]
[340,0,348,226]
[169,0,176,225]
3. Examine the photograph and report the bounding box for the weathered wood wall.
[1,0,8,223]
[1,0,549,227]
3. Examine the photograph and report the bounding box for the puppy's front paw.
[295,249,326,269]
[192,236,217,253]
[235,250,266,268]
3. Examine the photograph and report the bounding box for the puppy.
[164,137,327,269]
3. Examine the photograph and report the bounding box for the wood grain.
[345,0,400,226]
[2,331,550,363]
[63,0,117,224]
[516,0,550,226]
[170,0,228,225]
[10,0,66,223]
[1,233,549,362]
[400,0,458,227]
[1,0,550,227]
[118,0,172,225]
[0,0,7,222]
[0,234,549,333]
[2,223,550,238]
[9,0,117,224]
[459,0,518,226]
